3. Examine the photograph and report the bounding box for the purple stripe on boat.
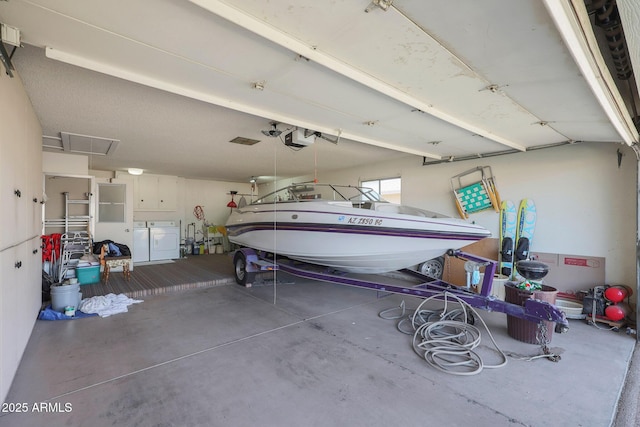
[226,222,487,241]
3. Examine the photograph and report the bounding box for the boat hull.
[226,204,490,273]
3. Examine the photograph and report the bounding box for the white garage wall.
[301,142,636,286]
[181,178,252,239]
[128,177,251,240]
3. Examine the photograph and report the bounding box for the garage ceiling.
[1,0,639,182]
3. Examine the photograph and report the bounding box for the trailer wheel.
[234,251,254,286]
[419,256,444,279]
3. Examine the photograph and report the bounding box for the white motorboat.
[225,183,491,274]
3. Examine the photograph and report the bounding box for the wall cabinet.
[134,175,177,211]
[0,237,41,397]
[1,69,44,403]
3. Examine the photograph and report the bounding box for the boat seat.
[374,203,402,214]
[350,202,372,209]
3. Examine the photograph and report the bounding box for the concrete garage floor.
[1,275,638,427]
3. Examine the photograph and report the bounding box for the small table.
[101,256,131,284]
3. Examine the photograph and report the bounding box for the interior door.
[94,176,134,270]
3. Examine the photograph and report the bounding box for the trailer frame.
[231,248,569,331]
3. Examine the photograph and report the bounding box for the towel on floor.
[79,293,143,318]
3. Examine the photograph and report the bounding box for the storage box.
[530,252,605,293]
[443,238,499,287]
[76,266,100,285]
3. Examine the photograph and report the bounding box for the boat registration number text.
[346,216,383,226]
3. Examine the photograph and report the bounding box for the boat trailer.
[232,248,569,332]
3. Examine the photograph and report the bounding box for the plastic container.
[477,273,509,300]
[51,283,82,313]
[505,282,558,344]
[76,266,100,285]
[555,298,585,319]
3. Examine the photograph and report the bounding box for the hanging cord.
[313,141,318,183]
[272,134,278,305]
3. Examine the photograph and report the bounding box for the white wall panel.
[314,142,636,286]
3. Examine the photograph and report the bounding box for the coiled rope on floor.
[379,292,508,376]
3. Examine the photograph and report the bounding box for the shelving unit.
[205,225,228,253]
[44,191,93,235]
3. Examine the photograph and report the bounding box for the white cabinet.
[1,67,44,403]
[134,175,177,211]
[26,121,44,235]
[0,237,41,399]
[0,90,27,250]
[0,82,43,251]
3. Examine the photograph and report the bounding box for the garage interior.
[2,0,640,425]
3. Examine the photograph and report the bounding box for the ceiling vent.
[44,132,120,156]
[229,136,260,146]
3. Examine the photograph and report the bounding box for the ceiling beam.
[45,47,441,159]
[189,0,528,153]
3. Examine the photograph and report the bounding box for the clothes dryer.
[148,220,180,261]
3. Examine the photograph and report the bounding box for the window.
[98,183,125,222]
[361,177,401,203]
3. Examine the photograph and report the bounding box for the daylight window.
[361,177,401,203]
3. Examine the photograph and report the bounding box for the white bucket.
[51,283,82,313]
[478,273,509,300]
[215,244,224,254]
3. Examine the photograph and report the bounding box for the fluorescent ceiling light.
[128,168,143,176]
[543,0,638,145]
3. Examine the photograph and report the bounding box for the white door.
[94,177,134,270]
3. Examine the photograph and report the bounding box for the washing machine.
[148,220,180,261]
[133,221,150,263]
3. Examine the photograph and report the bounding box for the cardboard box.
[530,252,605,293]
[442,239,606,294]
[443,238,499,288]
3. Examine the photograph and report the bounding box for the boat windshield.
[252,184,386,204]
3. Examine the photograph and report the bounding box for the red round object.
[604,286,628,303]
[605,304,630,322]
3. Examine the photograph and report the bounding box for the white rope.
[381,292,508,375]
